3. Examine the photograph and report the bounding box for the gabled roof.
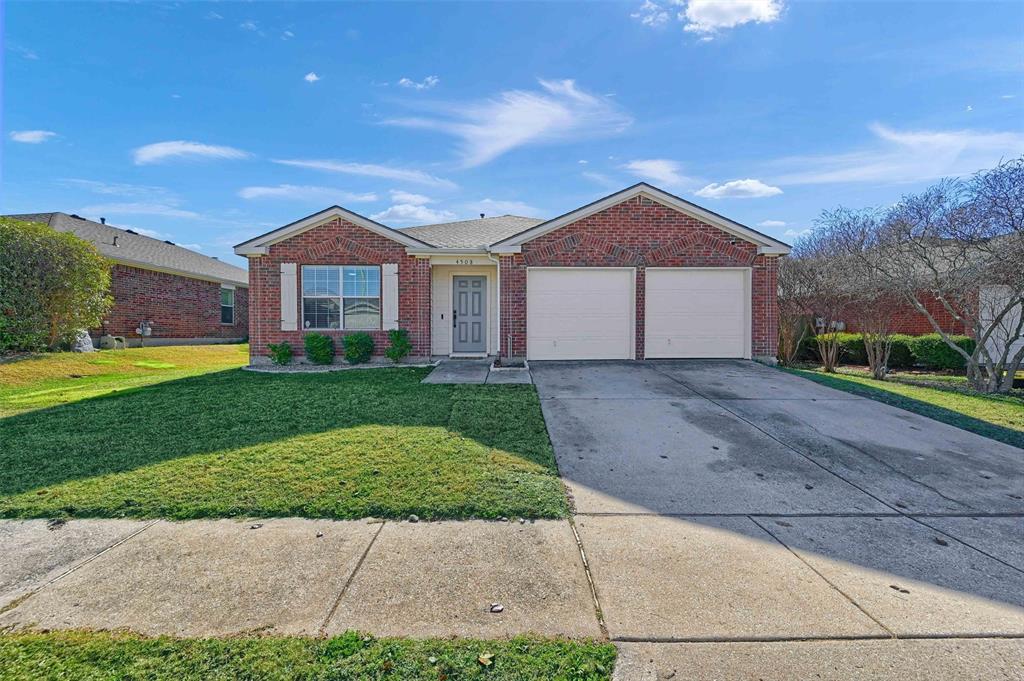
[489,183,791,255]
[400,215,544,248]
[234,205,434,255]
[5,212,249,286]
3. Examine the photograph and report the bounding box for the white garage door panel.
[527,269,633,360]
[646,269,748,359]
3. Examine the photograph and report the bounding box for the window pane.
[343,298,381,329]
[343,266,380,297]
[220,288,234,306]
[302,266,340,296]
[303,298,340,329]
[221,305,233,324]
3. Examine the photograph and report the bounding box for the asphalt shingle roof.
[5,212,248,286]
[399,215,544,248]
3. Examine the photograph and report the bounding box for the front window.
[302,265,381,330]
[220,287,235,324]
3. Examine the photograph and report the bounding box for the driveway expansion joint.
[747,515,896,639]
[567,515,608,640]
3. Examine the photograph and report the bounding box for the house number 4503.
[455,258,475,265]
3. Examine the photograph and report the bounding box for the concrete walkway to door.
[422,358,532,384]
[531,360,1024,680]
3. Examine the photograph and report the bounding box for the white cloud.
[398,75,440,91]
[239,20,258,31]
[179,243,204,251]
[304,72,320,83]
[757,219,787,228]
[133,140,250,165]
[130,227,167,239]
[8,44,38,60]
[695,178,783,198]
[473,198,540,216]
[79,202,200,219]
[965,104,973,112]
[631,0,670,26]
[679,0,783,35]
[10,130,57,143]
[623,159,695,189]
[205,11,223,20]
[582,171,622,189]
[282,30,295,40]
[769,123,1024,186]
[273,159,457,189]
[578,159,588,165]
[371,204,456,224]
[238,185,377,202]
[384,78,632,167]
[1001,94,1017,100]
[63,179,170,197]
[784,228,812,239]
[390,190,433,205]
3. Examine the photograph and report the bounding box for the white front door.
[527,268,634,360]
[452,276,487,354]
[644,268,750,359]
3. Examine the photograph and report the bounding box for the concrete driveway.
[531,360,1024,679]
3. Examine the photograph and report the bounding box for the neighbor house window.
[220,287,235,324]
[302,265,380,330]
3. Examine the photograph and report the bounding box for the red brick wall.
[247,217,430,361]
[843,291,971,336]
[98,264,248,339]
[499,195,781,359]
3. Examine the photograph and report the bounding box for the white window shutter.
[280,263,298,331]
[382,263,399,330]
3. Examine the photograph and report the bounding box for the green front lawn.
[0,347,567,520]
[785,367,1024,449]
[0,631,617,681]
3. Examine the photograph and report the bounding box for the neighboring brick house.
[234,183,790,364]
[842,291,972,336]
[7,212,248,345]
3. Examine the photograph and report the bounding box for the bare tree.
[788,227,856,372]
[814,207,898,380]
[776,256,811,366]
[857,158,1024,392]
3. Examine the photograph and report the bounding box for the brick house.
[234,183,790,364]
[8,212,248,345]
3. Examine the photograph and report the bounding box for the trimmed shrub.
[0,217,112,353]
[887,335,915,369]
[342,332,374,364]
[906,333,975,370]
[384,329,412,363]
[267,342,293,365]
[304,333,335,365]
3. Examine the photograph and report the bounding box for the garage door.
[527,268,634,360]
[645,268,749,359]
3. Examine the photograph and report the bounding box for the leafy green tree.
[0,218,112,353]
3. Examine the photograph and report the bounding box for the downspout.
[487,251,501,359]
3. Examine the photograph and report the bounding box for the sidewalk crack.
[318,520,385,637]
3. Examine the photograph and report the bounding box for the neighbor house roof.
[6,212,248,286]
[400,215,544,248]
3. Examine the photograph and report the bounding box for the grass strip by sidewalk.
[784,367,1024,449]
[0,631,616,681]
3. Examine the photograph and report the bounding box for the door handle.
[453,309,457,328]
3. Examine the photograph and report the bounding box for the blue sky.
[3,1,1023,267]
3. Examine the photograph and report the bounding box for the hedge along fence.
[798,333,975,371]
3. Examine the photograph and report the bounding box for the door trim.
[449,274,489,357]
[643,266,752,360]
[525,266,637,361]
